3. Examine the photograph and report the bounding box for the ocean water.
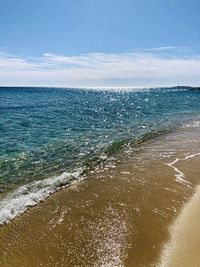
[0,86,200,224]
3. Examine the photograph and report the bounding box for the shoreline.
[157,155,200,267]
[0,128,172,226]
[0,128,200,266]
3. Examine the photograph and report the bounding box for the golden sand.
[158,173,200,267]
[0,129,200,266]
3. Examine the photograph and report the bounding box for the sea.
[0,86,200,225]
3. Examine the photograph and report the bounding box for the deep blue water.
[0,87,200,224]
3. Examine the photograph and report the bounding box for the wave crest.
[0,170,82,225]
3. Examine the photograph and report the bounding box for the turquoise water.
[0,87,200,224]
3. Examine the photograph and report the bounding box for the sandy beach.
[0,128,199,266]
[1,0,200,265]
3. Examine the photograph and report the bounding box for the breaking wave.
[0,170,82,225]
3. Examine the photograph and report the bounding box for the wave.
[182,120,200,128]
[0,124,195,226]
[80,128,172,174]
[0,170,82,225]
[104,129,171,156]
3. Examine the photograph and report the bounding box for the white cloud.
[0,50,200,88]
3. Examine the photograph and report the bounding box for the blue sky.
[0,0,200,87]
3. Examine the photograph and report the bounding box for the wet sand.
[0,128,200,266]
[158,170,200,267]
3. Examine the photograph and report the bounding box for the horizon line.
[0,85,197,90]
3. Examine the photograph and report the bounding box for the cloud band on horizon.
[0,48,200,88]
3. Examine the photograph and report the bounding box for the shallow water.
[0,128,200,266]
[1,87,200,224]
[1,87,200,266]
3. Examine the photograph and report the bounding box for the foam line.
[158,152,200,266]
[166,152,200,186]
[0,170,82,225]
[184,152,200,160]
[166,158,190,186]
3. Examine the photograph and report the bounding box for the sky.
[0,0,200,88]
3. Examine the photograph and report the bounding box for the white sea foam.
[0,170,82,225]
[184,152,200,160]
[166,159,190,186]
[182,120,200,129]
[158,152,200,266]
[165,152,200,187]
